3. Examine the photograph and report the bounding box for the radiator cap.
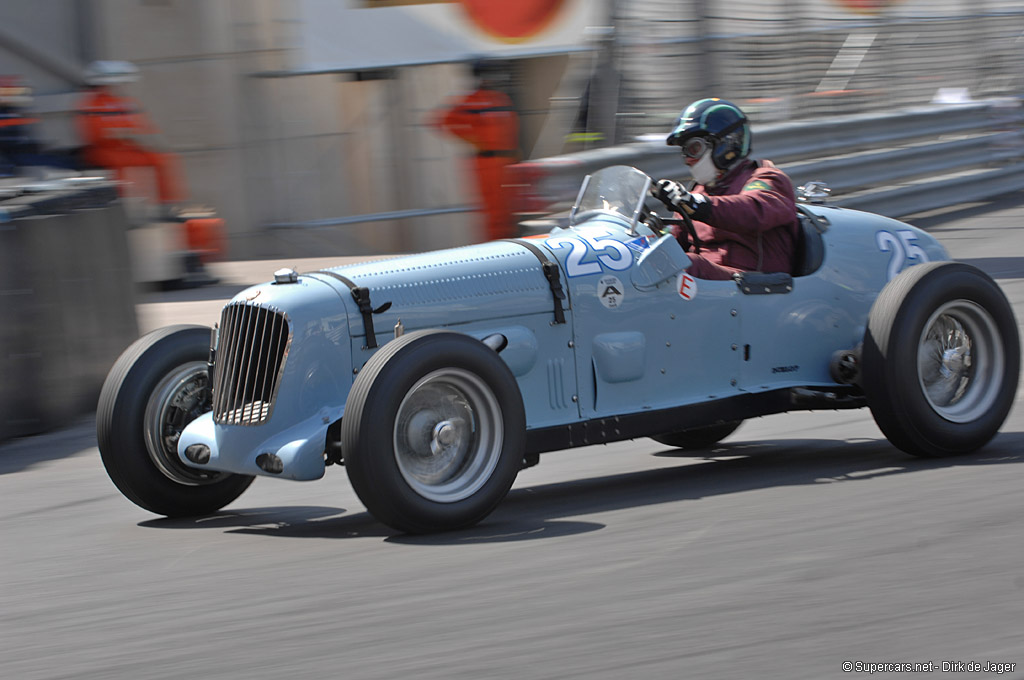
[274,267,298,284]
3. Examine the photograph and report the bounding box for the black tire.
[862,262,1020,457]
[651,420,743,450]
[96,325,254,516]
[341,330,526,534]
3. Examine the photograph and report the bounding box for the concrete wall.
[0,0,89,145]
[4,2,1021,260]
[0,188,138,442]
[235,64,478,258]
[0,2,587,259]
[88,0,295,257]
[82,0,488,259]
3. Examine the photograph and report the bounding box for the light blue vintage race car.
[98,166,1020,533]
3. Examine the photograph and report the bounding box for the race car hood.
[175,239,567,481]
[304,239,565,344]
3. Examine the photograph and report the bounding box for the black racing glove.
[651,179,709,219]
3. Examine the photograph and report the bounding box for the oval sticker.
[598,275,625,309]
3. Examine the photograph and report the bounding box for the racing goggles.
[680,136,712,160]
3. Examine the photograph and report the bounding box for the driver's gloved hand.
[651,179,709,219]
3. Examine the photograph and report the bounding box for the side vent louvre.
[547,358,569,410]
[212,302,290,425]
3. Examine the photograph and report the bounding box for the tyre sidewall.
[97,325,253,516]
[343,331,526,533]
[863,263,1020,456]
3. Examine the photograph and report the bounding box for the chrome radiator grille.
[212,301,290,425]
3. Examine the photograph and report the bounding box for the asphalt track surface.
[3,195,1024,680]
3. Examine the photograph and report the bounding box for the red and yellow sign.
[831,0,902,14]
[457,0,567,42]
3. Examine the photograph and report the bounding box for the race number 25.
[876,230,930,281]
[545,233,632,277]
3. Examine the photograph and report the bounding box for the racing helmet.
[666,98,751,171]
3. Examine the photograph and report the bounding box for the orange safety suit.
[76,86,184,204]
[435,88,519,241]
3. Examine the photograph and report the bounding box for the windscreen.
[569,165,650,228]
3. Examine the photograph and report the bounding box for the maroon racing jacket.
[687,159,799,278]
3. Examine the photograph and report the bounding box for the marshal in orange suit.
[434,61,520,241]
[76,61,185,205]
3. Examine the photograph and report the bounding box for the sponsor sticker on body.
[677,272,697,300]
[598,275,625,309]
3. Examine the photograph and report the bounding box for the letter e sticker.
[598,275,625,309]
[678,272,698,301]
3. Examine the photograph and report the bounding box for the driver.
[650,98,799,280]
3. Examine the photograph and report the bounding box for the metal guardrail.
[265,101,1023,231]
[508,99,1024,220]
[610,5,1024,141]
[268,206,472,230]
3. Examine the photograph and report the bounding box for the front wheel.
[862,262,1020,457]
[341,330,526,534]
[96,325,254,516]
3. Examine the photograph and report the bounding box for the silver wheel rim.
[917,300,1004,423]
[393,368,503,503]
[143,361,224,485]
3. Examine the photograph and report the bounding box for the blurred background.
[1,0,1023,441]
[1,0,1022,258]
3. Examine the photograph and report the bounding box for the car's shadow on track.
[464,431,1024,544]
[137,505,373,535]
[141,502,605,542]
[137,431,1024,543]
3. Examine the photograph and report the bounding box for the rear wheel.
[862,262,1020,457]
[96,325,254,516]
[651,420,742,450]
[341,330,525,533]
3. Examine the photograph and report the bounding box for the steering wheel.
[642,199,702,253]
[662,212,702,254]
[639,208,665,236]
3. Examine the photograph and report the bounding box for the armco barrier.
[0,178,138,443]
[508,100,1024,220]
[266,101,1024,232]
